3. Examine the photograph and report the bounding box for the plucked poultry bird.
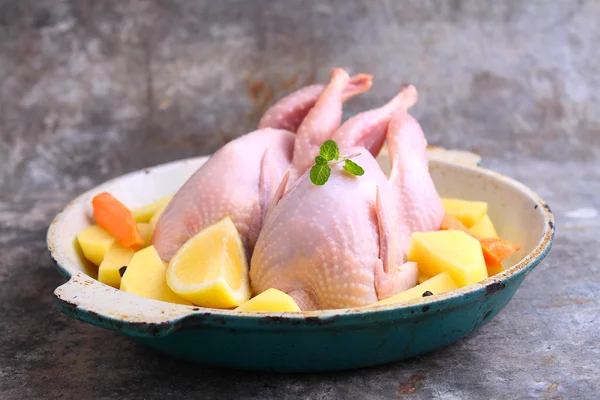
[258,74,372,133]
[152,68,373,261]
[250,93,444,311]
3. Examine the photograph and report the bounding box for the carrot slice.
[440,213,471,233]
[92,192,144,248]
[479,238,520,265]
[440,212,520,265]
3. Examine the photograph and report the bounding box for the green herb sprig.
[310,140,365,185]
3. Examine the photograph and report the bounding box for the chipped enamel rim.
[48,154,554,336]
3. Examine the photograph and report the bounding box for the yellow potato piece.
[166,216,250,308]
[418,273,431,284]
[375,272,458,306]
[236,289,301,312]
[77,225,117,266]
[469,214,498,238]
[121,246,191,305]
[98,244,135,289]
[487,263,505,277]
[441,198,488,228]
[408,230,488,287]
[149,201,170,231]
[136,222,153,249]
[131,194,174,223]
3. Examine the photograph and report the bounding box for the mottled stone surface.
[0,1,598,399]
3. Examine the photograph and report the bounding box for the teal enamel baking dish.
[47,153,554,372]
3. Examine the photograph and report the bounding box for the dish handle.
[54,272,195,337]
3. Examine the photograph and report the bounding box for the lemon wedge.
[166,216,250,308]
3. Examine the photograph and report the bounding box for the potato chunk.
[470,215,498,238]
[120,246,191,305]
[76,225,117,266]
[236,289,301,312]
[374,272,458,305]
[441,198,488,228]
[98,244,135,288]
[418,273,431,284]
[136,222,153,249]
[487,263,505,277]
[131,195,173,223]
[150,202,169,231]
[408,231,488,287]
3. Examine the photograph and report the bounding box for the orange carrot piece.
[479,238,520,265]
[440,212,520,265]
[440,213,471,233]
[92,192,144,248]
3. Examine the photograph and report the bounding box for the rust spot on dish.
[256,314,341,327]
[258,316,288,325]
[55,297,79,314]
[306,315,341,326]
[485,281,506,296]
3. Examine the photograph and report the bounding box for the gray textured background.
[1,1,599,399]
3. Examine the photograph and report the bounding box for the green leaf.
[343,159,365,176]
[314,155,328,165]
[310,163,331,185]
[319,140,339,161]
